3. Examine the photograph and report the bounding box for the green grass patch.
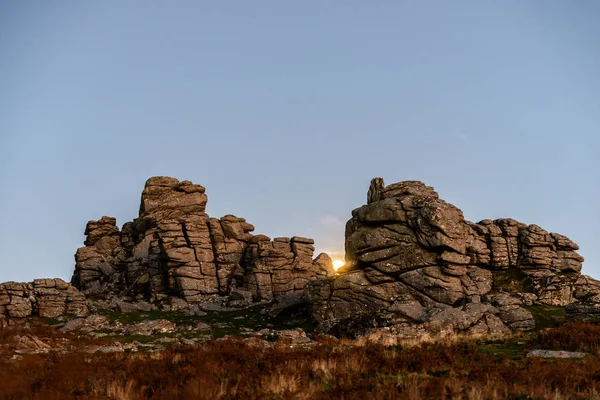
[98,304,314,339]
[492,268,535,293]
[99,309,199,325]
[525,305,566,330]
[38,316,63,326]
[478,340,524,359]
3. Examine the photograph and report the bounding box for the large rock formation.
[306,178,600,338]
[72,177,334,308]
[4,175,599,339]
[0,279,88,327]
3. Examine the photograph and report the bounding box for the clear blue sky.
[1,1,599,282]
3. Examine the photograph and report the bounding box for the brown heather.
[534,321,600,352]
[1,324,600,399]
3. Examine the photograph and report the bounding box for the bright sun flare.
[333,259,345,271]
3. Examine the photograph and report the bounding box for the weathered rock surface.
[0,279,88,322]
[71,176,334,310]
[124,319,177,336]
[14,335,53,354]
[60,314,110,332]
[526,349,587,359]
[307,177,600,337]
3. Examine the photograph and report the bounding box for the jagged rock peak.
[84,216,119,246]
[139,176,208,217]
[367,177,438,204]
[71,176,335,310]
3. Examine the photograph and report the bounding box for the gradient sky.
[1,1,599,282]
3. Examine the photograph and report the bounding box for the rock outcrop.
[72,177,334,309]
[3,175,599,340]
[306,178,600,338]
[0,279,88,327]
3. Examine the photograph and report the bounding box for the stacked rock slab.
[306,178,600,338]
[0,279,88,327]
[72,177,334,306]
[243,236,334,301]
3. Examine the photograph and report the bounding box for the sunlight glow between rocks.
[332,259,345,271]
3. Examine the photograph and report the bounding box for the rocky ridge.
[306,178,600,340]
[72,176,334,309]
[2,176,600,342]
[1,176,334,326]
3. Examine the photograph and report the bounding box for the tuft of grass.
[103,379,138,400]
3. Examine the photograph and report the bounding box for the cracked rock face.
[71,176,334,307]
[306,177,599,337]
[0,279,88,323]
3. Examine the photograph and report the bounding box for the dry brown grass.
[103,379,137,400]
[534,321,600,353]
[1,323,600,399]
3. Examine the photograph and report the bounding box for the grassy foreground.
[1,322,600,399]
